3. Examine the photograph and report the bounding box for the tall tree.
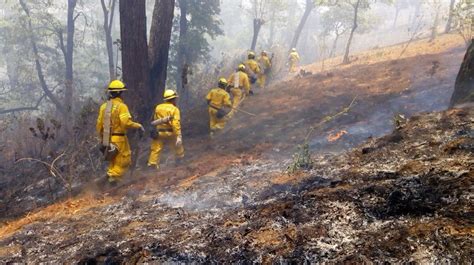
[250,0,268,50]
[176,0,189,98]
[171,0,222,103]
[321,6,352,57]
[290,0,336,50]
[450,0,473,45]
[101,0,117,80]
[343,0,362,64]
[19,0,66,115]
[19,0,81,131]
[445,0,456,33]
[341,0,377,64]
[119,0,150,121]
[426,0,443,42]
[63,0,77,121]
[290,0,315,49]
[392,0,408,28]
[149,0,176,104]
[450,40,473,107]
[409,0,422,32]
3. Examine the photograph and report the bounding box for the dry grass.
[304,34,465,74]
[0,194,115,238]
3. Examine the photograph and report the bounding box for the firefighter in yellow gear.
[147,89,184,169]
[288,48,300,73]
[244,51,261,86]
[206,78,232,136]
[258,51,272,89]
[96,80,144,183]
[227,64,250,118]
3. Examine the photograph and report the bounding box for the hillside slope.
[0,34,471,263]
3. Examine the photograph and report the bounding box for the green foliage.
[452,0,473,45]
[321,0,378,37]
[170,0,223,67]
[287,143,314,174]
[0,1,108,115]
[321,5,353,36]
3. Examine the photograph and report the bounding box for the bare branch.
[15,153,69,192]
[305,96,358,142]
[108,0,117,32]
[0,94,46,115]
[18,0,66,113]
[73,11,84,23]
[57,28,67,59]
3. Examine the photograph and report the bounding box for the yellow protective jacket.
[228,71,251,94]
[289,52,300,63]
[245,59,261,75]
[153,102,182,136]
[96,97,141,140]
[258,55,272,72]
[206,88,232,109]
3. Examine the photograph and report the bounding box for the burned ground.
[0,35,472,263]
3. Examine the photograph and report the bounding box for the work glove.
[176,135,183,147]
[151,116,171,126]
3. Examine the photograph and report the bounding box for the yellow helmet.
[238,64,246,71]
[218,78,228,88]
[291,48,297,52]
[108,80,127,91]
[163,89,178,101]
[248,51,256,59]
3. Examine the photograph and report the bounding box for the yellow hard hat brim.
[108,88,127,92]
[164,95,178,100]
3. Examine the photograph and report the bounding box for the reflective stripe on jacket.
[96,97,141,140]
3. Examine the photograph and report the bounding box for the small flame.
[327,130,348,142]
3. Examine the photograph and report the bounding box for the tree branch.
[73,11,83,23]
[19,0,66,113]
[0,94,46,115]
[305,96,358,142]
[108,0,117,32]
[57,28,67,59]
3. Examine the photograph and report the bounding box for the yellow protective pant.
[147,134,184,167]
[209,108,227,132]
[107,136,131,182]
[228,88,244,119]
[258,74,267,89]
[289,62,298,73]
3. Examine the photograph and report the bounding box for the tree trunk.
[250,18,263,51]
[176,0,188,99]
[269,8,276,46]
[410,1,422,31]
[290,0,314,50]
[445,0,456,33]
[450,40,474,107]
[343,0,361,64]
[149,0,175,105]
[101,0,117,80]
[430,7,440,42]
[330,34,340,58]
[120,0,150,122]
[19,0,66,114]
[63,0,77,134]
[393,6,400,29]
